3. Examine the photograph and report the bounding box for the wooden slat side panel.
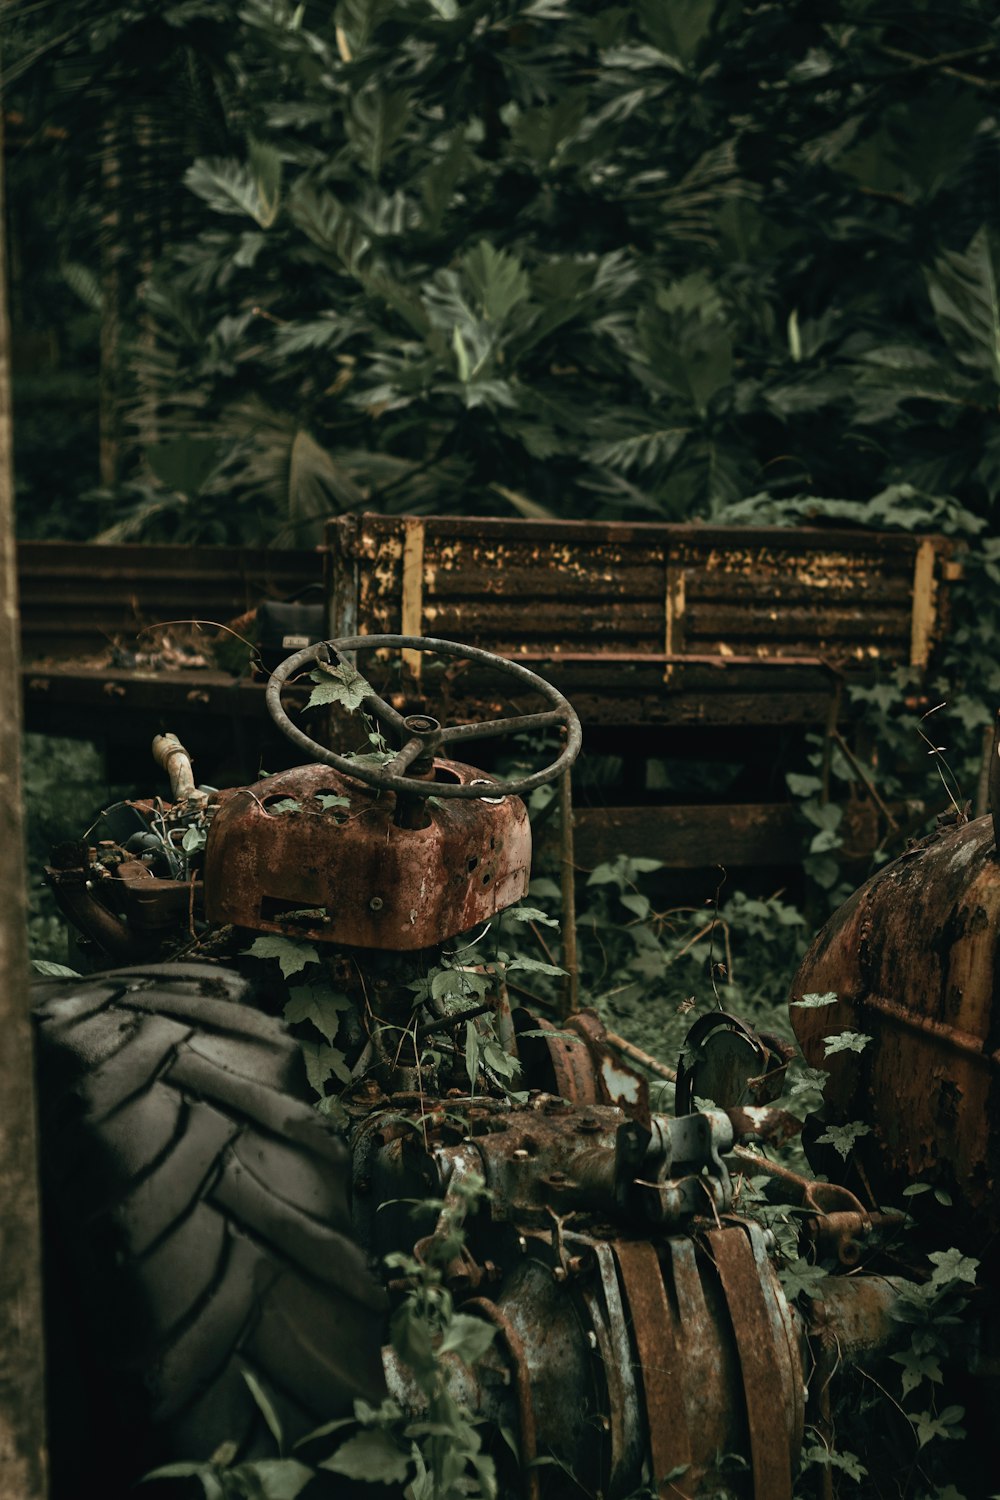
[18,542,320,662]
[335,515,951,671]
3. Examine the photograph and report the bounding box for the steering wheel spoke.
[266,634,582,800]
[384,737,428,780]
[359,689,409,740]
[440,708,567,747]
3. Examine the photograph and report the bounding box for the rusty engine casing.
[790,811,1000,1236]
[203,759,531,949]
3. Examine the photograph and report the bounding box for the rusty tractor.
[32,636,997,1498]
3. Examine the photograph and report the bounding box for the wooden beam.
[538,801,878,871]
[0,107,48,1499]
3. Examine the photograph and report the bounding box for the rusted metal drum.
[790,811,1000,1235]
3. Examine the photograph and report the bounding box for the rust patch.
[204,759,531,949]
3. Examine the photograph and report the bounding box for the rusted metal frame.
[45,867,151,963]
[740,1221,805,1459]
[531,1016,600,1106]
[730,1146,870,1217]
[665,1237,730,1490]
[612,1240,693,1498]
[705,1225,794,1500]
[578,1238,647,1497]
[462,1298,541,1500]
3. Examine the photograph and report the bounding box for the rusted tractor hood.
[204,759,531,949]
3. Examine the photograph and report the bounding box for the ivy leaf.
[307,660,372,712]
[815,1120,871,1160]
[283,985,352,1044]
[265,798,301,815]
[431,967,489,1002]
[245,935,319,979]
[505,956,568,976]
[482,1040,519,1081]
[500,904,559,928]
[300,1039,351,1093]
[823,1030,871,1057]
[890,1348,942,1398]
[911,1405,965,1448]
[799,1444,868,1481]
[321,1429,412,1484]
[317,793,351,810]
[438,1313,497,1364]
[779,1257,830,1301]
[791,991,838,1008]
[927,1247,979,1290]
[620,891,650,920]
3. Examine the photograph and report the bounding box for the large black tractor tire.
[33,963,387,1499]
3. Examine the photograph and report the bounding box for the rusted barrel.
[790,812,1000,1235]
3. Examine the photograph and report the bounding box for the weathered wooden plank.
[332,511,933,556]
[17,542,320,662]
[538,801,878,870]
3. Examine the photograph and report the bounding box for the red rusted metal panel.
[791,810,1000,1238]
[204,759,531,949]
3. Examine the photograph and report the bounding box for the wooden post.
[0,105,49,1499]
[558,769,578,1018]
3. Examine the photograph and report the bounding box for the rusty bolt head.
[546,1170,567,1186]
[576,1114,602,1134]
[513,1148,530,1161]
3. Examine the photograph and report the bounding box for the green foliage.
[307,660,374,712]
[244,933,319,979]
[10,1,1000,542]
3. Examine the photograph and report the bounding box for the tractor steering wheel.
[265,634,582,800]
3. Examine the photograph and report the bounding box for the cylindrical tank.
[790,811,1000,1236]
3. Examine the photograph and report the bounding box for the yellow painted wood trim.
[401,518,426,679]
[910,538,937,670]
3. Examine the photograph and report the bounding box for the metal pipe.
[151,733,205,806]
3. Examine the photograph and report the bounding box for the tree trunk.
[0,107,49,1500]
